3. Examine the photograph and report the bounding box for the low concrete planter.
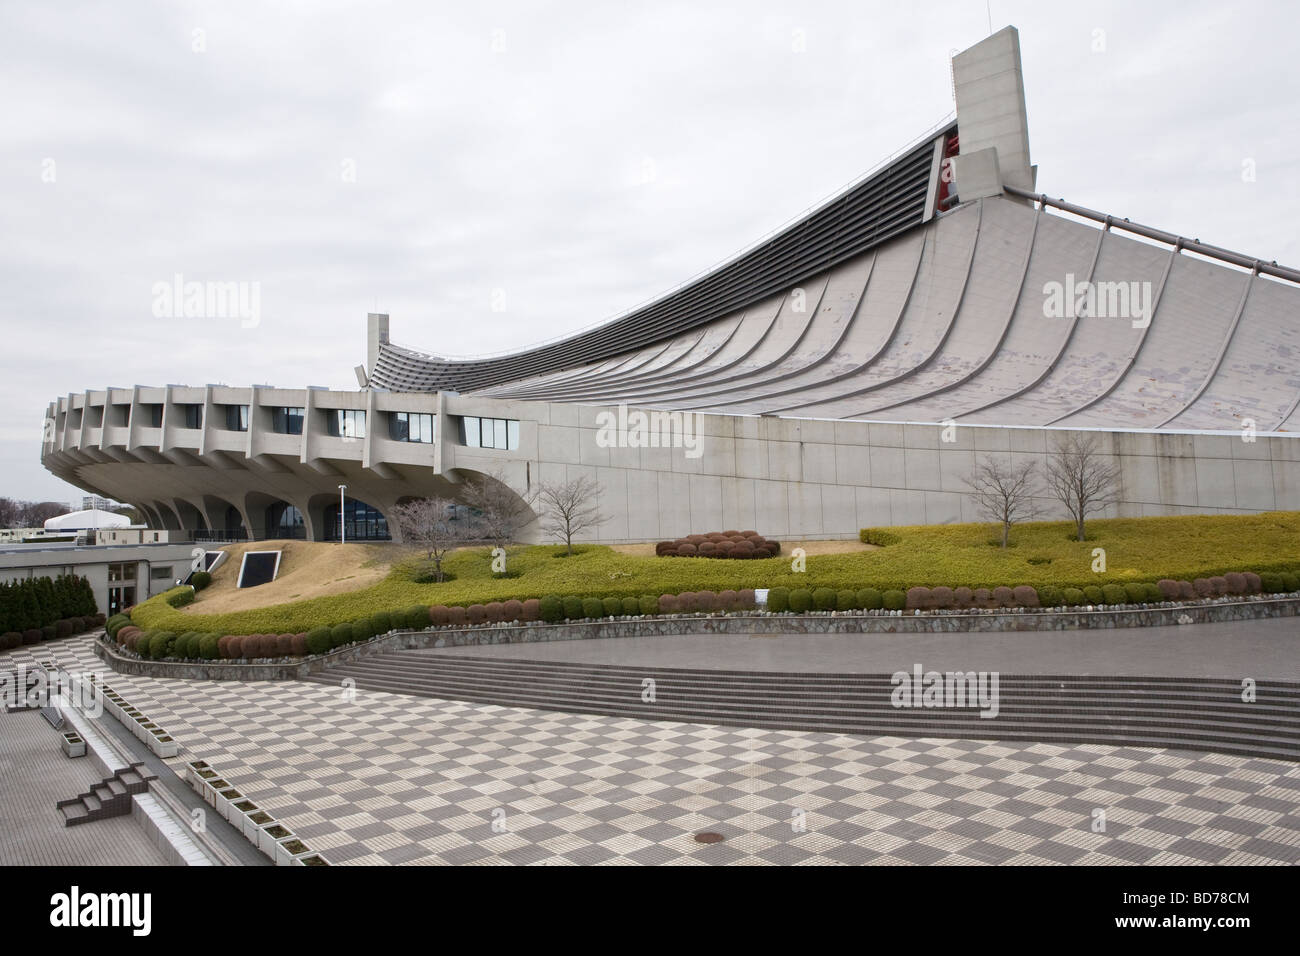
[61,733,85,758]
[93,593,1300,681]
[275,836,312,866]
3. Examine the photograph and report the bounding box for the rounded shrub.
[370,611,391,633]
[836,589,858,611]
[1156,579,1180,601]
[135,634,152,657]
[717,590,739,611]
[350,619,375,642]
[1224,572,1247,594]
[276,634,294,656]
[291,633,307,656]
[658,594,680,613]
[466,605,488,625]
[619,597,639,616]
[41,625,56,641]
[905,587,931,611]
[1083,586,1104,604]
[812,588,836,611]
[1037,586,1063,608]
[329,623,354,649]
[930,586,955,609]
[676,543,697,557]
[55,619,73,639]
[638,595,658,616]
[600,597,621,617]
[521,599,541,622]
[697,591,720,612]
[1209,576,1230,596]
[737,589,757,610]
[767,587,790,613]
[973,588,992,608]
[677,592,699,612]
[1101,584,1127,605]
[992,586,1015,608]
[305,627,332,655]
[581,598,604,619]
[484,601,506,623]
[199,633,220,660]
[1062,587,1085,607]
[1123,583,1147,604]
[106,614,131,638]
[1283,572,1300,592]
[788,589,813,613]
[1241,572,1261,594]
[856,588,883,610]
[1259,572,1285,593]
[539,596,563,624]
[1013,586,1039,608]
[1142,583,1162,602]
[1192,578,1213,597]
[562,596,584,621]
[428,606,451,626]
[1179,580,1195,600]
[882,590,906,611]
[191,571,212,591]
[1,632,20,650]
[406,606,429,629]
[502,599,524,622]
[447,606,467,626]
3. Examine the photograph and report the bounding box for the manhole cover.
[693,831,725,844]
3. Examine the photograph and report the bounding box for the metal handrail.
[1005,185,1300,285]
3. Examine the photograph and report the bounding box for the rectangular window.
[151,565,174,581]
[390,411,434,443]
[224,404,249,431]
[272,407,305,435]
[458,416,519,450]
[326,409,366,438]
[108,562,137,583]
[143,404,163,428]
[180,404,203,429]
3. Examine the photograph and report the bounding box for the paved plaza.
[3,635,1299,865]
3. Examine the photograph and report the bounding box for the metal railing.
[1005,185,1300,286]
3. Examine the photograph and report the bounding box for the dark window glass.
[224,405,249,431]
[181,404,203,429]
[265,503,305,539]
[145,404,163,428]
[327,409,366,438]
[325,499,390,541]
[390,411,433,443]
[272,407,304,435]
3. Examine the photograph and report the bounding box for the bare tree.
[965,457,1041,548]
[390,497,464,581]
[0,497,20,528]
[537,475,602,555]
[1045,434,1121,542]
[19,501,66,526]
[457,471,538,548]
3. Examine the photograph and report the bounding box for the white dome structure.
[43,508,131,532]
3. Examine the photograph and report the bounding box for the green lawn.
[130,512,1300,635]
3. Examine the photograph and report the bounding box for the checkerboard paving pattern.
[12,637,1300,865]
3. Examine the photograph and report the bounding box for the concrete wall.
[40,385,1300,545]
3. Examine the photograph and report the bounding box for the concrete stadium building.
[41,27,1300,545]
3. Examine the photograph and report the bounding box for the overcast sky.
[3,0,1297,504]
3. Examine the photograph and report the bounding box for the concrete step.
[304,652,1300,762]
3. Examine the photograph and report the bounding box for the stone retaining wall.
[92,593,1300,681]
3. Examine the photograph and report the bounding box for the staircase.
[305,653,1300,762]
[57,763,157,827]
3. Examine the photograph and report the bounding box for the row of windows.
[461,416,519,450]
[390,411,434,443]
[88,405,522,450]
[325,500,390,541]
